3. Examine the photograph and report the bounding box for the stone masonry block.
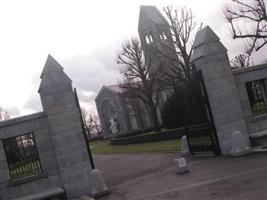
[48,111,80,127]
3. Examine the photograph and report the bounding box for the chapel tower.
[138,5,177,75]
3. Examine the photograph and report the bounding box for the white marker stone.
[175,157,189,174]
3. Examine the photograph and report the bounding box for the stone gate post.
[38,55,93,198]
[191,26,250,155]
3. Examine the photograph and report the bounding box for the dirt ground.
[93,152,267,200]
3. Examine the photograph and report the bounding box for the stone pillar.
[38,55,93,198]
[191,26,250,155]
[180,135,190,156]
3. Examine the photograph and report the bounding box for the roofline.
[138,5,169,32]
[0,112,46,129]
[232,63,267,75]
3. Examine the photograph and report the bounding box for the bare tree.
[162,6,202,81]
[231,53,252,69]
[154,7,209,128]
[224,0,267,55]
[155,6,204,114]
[0,107,10,121]
[82,109,102,138]
[117,38,167,131]
[85,114,101,138]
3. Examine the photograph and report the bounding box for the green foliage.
[161,94,187,129]
[161,82,207,129]
[251,101,267,115]
[4,139,21,164]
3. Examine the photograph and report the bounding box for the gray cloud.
[23,71,43,113]
[61,40,127,107]
[23,93,42,112]
[23,43,122,113]
[6,107,21,117]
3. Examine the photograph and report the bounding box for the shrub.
[161,89,207,129]
[113,127,154,139]
[110,128,185,145]
[88,135,103,142]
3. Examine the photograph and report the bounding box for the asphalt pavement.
[93,152,267,200]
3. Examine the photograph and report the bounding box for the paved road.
[93,152,267,200]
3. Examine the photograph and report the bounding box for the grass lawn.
[90,139,180,154]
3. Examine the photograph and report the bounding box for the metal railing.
[3,132,43,180]
[246,79,267,116]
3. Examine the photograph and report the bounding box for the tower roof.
[192,26,220,48]
[191,26,227,62]
[138,5,168,33]
[38,55,72,93]
[40,54,64,78]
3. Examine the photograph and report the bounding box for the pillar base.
[230,130,251,157]
[89,169,110,198]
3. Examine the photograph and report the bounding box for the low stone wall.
[233,63,267,136]
[0,112,63,200]
[113,127,154,139]
[110,128,185,145]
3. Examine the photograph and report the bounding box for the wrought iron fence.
[246,79,267,116]
[2,132,43,180]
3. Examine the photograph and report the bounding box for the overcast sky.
[0,0,266,118]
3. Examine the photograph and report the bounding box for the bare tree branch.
[224,0,267,54]
[230,53,252,69]
[0,107,10,121]
[117,38,168,131]
[82,109,102,138]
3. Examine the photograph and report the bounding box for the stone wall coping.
[11,187,65,200]
[232,63,267,75]
[250,129,267,139]
[8,172,48,186]
[0,112,46,128]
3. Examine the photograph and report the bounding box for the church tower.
[138,5,177,75]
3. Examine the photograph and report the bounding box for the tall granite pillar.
[191,26,250,154]
[38,55,93,197]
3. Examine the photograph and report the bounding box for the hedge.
[110,128,186,145]
[113,127,154,139]
[88,135,103,142]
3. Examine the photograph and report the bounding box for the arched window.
[145,33,154,44]
[159,31,167,40]
[149,34,154,42]
[145,35,150,44]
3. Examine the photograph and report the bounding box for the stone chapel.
[95,6,177,138]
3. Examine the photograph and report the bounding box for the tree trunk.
[150,105,161,131]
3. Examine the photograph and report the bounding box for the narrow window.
[145,33,154,44]
[145,35,150,44]
[160,31,167,40]
[149,34,153,42]
[246,79,267,116]
[2,132,43,180]
[159,33,163,40]
[162,32,167,39]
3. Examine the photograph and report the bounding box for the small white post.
[180,135,190,156]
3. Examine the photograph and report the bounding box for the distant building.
[138,5,177,76]
[95,84,153,137]
[95,6,176,138]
